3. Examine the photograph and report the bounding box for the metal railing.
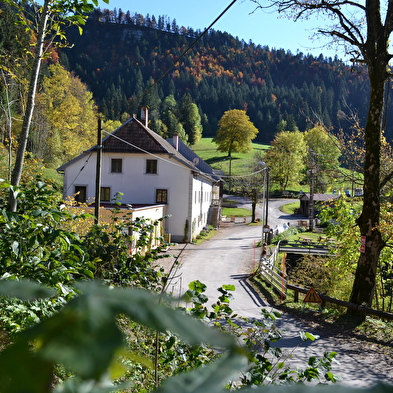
[277,240,332,255]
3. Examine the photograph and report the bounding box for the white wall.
[190,175,213,240]
[130,205,166,250]
[62,152,208,243]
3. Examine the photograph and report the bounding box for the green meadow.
[192,138,269,176]
[193,138,357,195]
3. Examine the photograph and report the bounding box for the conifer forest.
[58,8,373,144]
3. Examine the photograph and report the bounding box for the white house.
[57,108,221,243]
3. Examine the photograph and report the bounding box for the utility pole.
[258,162,270,243]
[94,118,102,225]
[264,167,270,243]
[228,155,232,193]
[308,150,316,232]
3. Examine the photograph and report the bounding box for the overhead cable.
[135,0,238,105]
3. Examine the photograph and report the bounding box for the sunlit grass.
[280,201,300,214]
[222,207,252,217]
[192,138,269,176]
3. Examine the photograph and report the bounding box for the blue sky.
[97,0,348,61]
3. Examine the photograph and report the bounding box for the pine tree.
[179,94,202,145]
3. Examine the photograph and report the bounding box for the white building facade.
[58,111,221,243]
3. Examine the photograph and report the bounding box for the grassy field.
[221,207,252,217]
[193,138,360,194]
[192,138,269,176]
[280,201,300,214]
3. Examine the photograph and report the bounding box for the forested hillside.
[59,8,374,143]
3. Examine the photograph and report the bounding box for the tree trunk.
[349,62,386,312]
[8,0,49,212]
[251,188,257,222]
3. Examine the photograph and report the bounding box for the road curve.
[162,198,393,387]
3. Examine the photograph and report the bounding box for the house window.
[111,158,122,173]
[156,189,168,203]
[74,186,87,203]
[146,159,157,174]
[101,187,111,202]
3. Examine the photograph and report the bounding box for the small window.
[74,186,87,203]
[111,158,122,173]
[156,189,168,204]
[146,159,157,174]
[101,187,111,202]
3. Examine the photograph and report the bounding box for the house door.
[74,186,87,203]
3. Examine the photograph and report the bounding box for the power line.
[101,129,190,171]
[64,151,93,194]
[134,0,238,106]
[101,128,266,179]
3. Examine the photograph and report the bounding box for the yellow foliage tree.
[304,125,341,192]
[213,109,258,157]
[264,130,307,192]
[32,63,97,166]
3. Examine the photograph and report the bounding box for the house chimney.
[140,106,149,127]
[173,133,179,150]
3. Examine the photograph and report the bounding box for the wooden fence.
[257,244,393,321]
[257,247,287,300]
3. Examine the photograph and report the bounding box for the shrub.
[271,227,299,244]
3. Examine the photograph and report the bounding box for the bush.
[289,255,353,301]
[0,280,340,392]
[271,227,299,244]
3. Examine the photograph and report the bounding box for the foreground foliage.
[319,198,393,312]
[0,179,389,391]
[0,179,168,333]
[0,280,391,392]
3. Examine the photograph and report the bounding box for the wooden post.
[294,290,299,303]
[94,118,102,225]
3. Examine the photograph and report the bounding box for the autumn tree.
[304,125,341,192]
[264,130,307,192]
[251,0,393,312]
[0,2,31,180]
[233,151,266,222]
[214,109,258,157]
[319,196,393,313]
[32,63,97,166]
[5,0,105,212]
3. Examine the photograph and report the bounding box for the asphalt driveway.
[159,199,393,387]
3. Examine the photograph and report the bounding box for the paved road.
[163,198,393,387]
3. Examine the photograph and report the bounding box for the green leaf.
[300,331,320,342]
[81,268,94,278]
[0,340,54,393]
[75,282,238,349]
[2,282,238,383]
[26,292,125,380]
[221,284,236,291]
[237,384,393,392]
[11,241,19,256]
[153,350,247,393]
[0,280,56,300]
[188,280,207,293]
[53,376,131,393]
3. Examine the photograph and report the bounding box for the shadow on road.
[231,274,269,308]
